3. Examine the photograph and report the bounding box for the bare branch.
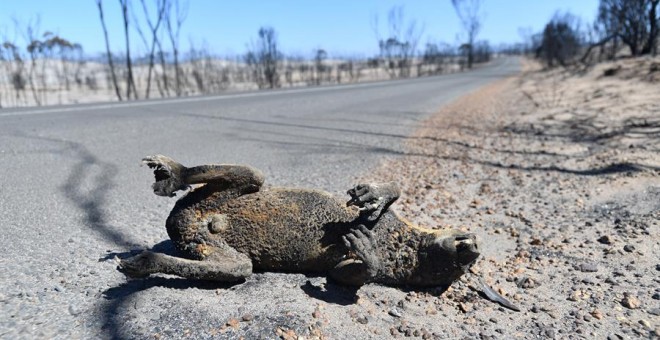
[96,0,122,101]
[451,0,484,68]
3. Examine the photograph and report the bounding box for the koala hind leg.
[119,244,252,282]
[142,154,265,197]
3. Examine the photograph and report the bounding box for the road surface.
[0,57,519,339]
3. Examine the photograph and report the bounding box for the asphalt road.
[0,57,519,339]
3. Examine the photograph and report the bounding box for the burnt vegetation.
[0,2,498,108]
[528,0,660,69]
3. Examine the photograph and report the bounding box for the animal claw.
[476,276,521,312]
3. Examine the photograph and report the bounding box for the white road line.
[0,58,513,118]
[0,78,401,118]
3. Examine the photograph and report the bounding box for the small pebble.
[356,315,368,324]
[388,308,402,318]
[623,245,635,252]
[591,309,603,320]
[568,290,584,301]
[621,294,641,309]
[597,235,613,244]
[226,318,240,328]
[544,328,556,338]
[582,277,596,285]
[579,263,598,273]
[68,304,81,316]
[517,276,539,289]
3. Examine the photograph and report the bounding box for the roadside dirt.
[359,57,659,339]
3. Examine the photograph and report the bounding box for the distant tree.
[590,1,622,59]
[539,12,583,67]
[165,0,189,96]
[517,27,539,55]
[373,6,423,78]
[20,17,45,105]
[297,60,314,85]
[472,40,492,63]
[96,0,122,101]
[245,27,281,89]
[451,0,484,69]
[284,63,295,87]
[187,41,230,95]
[135,0,167,98]
[422,42,453,75]
[1,40,27,105]
[338,58,361,83]
[496,42,525,55]
[70,43,85,89]
[43,34,79,92]
[313,48,327,85]
[155,40,171,96]
[118,0,138,99]
[280,55,301,86]
[595,0,659,56]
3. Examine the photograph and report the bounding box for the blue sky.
[1,0,599,58]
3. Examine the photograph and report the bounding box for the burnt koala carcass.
[119,155,480,288]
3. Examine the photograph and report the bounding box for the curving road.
[0,57,519,338]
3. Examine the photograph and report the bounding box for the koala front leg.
[329,225,381,287]
[346,182,400,222]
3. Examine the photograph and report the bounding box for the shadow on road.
[9,132,148,340]
[183,113,658,176]
[300,280,358,306]
[10,132,132,245]
[183,113,454,143]
[101,275,240,339]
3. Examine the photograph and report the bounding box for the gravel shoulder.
[363,57,660,339]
